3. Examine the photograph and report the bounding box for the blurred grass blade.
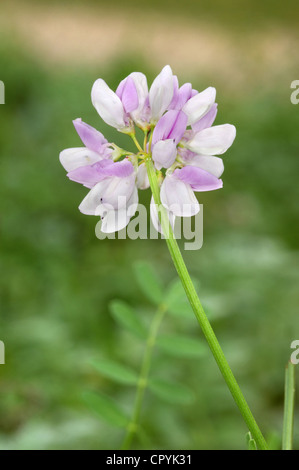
[90,359,138,385]
[148,378,195,405]
[133,261,163,305]
[109,300,147,339]
[156,334,208,358]
[246,432,257,450]
[82,391,128,428]
[282,361,296,450]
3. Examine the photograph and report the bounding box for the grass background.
[0,0,298,449]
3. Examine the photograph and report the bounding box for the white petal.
[59,147,101,172]
[91,78,126,130]
[79,180,110,216]
[160,175,200,217]
[101,186,138,233]
[187,155,224,178]
[101,209,131,233]
[137,163,150,190]
[149,65,174,122]
[127,185,139,217]
[182,87,216,125]
[152,139,177,170]
[129,72,149,123]
[186,124,236,155]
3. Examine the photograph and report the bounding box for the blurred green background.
[0,0,299,450]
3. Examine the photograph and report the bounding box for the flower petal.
[152,139,177,170]
[149,65,174,122]
[59,147,101,172]
[67,160,113,188]
[129,72,149,123]
[186,124,236,155]
[91,78,126,129]
[101,186,138,233]
[137,162,150,190]
[175,166,223,192]
[152,110,188,145]
[116,76,139,114]
[185,155,224,178]
[182,87,216,125]
[99,159,135,178]
[191,103,218,133]
[160,175,200,217]
[169,82,193,110]
[79,180,111,216]
[72,118,108,153]
[101,208,131,233]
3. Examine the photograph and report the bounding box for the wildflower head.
[60,65,236,233]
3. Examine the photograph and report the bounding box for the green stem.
[121,303,167,450]
[282,361,295,450]
[145,157,269,451]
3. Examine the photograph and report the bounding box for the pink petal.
[152,139,177,170]
[116,76,139,114]
[191,103,218,133]
[152,110,188,145]
[73,118,108,153]
[174,166,223,192]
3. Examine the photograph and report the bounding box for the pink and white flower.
[60,65,236,235]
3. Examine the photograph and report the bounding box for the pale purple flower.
[75,159,138,233]
[60,65,236,235]
[182,87,216,125]
[161,166,223,217]
[151,110,188,170]
[168,76,197,111]
[59,119,112,172]
[117,72,149,127]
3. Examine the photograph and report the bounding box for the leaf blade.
[90,358,138,385]
[156,334,208,358]
[133,261,163,305]
[149,378,195,405]
[82,391,128,428]
[109,300,147,339]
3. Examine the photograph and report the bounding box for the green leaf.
[90,359,138,385]
[133,261,163,305]
[109,300,146,339]
[156,334,207,358]
[82,391,128,428]
[164,279,194,316]
[246,432,257,450]
[148,378,194,405]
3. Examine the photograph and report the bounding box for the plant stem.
[282,361,295,450]
[121,303,167,450]
[145,157,269,450]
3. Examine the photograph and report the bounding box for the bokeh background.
[0,0,299,450]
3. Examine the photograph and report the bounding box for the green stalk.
[121,303,167,450]
[145,157,268,450]
[282,361,295,450]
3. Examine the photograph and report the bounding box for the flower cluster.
[60,65,236,233]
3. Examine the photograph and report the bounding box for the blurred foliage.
[26,0,299,31]
[0,1,299,450]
